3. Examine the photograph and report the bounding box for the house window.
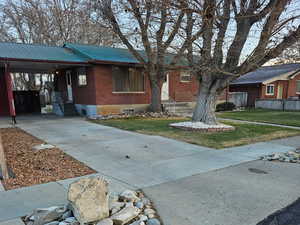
[77,68,87,86]
[112,66,144,92]
[266,84,274,95]
[296,80,300,94]
[180,71,192,82]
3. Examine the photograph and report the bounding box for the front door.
[277,84,283,99]
[66,70,73,102]
[161,73,169,101]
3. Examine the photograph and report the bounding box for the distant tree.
[184,0,300,124]
[277,40,300,64]
[0,0,119,46]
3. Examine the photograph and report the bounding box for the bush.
[216,102,236,112]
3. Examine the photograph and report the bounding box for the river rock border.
[169,121,235,132]
[23,177,161,225]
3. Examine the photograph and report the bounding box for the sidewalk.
[219,118,300,130]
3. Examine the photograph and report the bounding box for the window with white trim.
[296,80,300,93]
[266,84,274,95]
[180,71,192,82]
[77,68,87,86]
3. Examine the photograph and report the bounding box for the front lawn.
[218,109,300,127]
[92,118,300,149]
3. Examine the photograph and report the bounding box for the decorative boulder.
[68,177,109,224]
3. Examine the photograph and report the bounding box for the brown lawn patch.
[0,128,95,190]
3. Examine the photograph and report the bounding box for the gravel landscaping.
[0,128,95,190]
[260,150,300,163]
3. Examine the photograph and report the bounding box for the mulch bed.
[0,128,96,190]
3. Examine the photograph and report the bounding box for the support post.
[4,63,16,125]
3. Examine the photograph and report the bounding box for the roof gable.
[64,43,143,64]
[232,63,300,85]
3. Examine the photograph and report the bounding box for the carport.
[0,42,88,123]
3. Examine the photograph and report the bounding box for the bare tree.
[0,0,120,46]
[99,0,199,112]
[184,0,300,124]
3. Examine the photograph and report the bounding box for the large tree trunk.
[192,74,229,125]
[150,81,162,112]
[192,84,218,124]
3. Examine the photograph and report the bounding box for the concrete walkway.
[219,118,300,130]
[0,116,300,224]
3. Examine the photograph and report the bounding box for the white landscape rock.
[135,201,144,209]
[110,206,141,225]
[68,177,109,224]
[139,215,148,221]
[170,121,234,130]
[119,190,140,202]
[141,198,151,206]
[96,218,114,225]
[146,218,161,225]
[29,206,66,225]
[129,221,145,225]
[143,209,156,217]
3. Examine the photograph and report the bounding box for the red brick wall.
[168,71,199,102]
[93,65,151,105]
[287,73,300,99]
[72,67,97,105]
[261,80,289,99]
[0,69,9,116]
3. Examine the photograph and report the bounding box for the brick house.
[0,42,199,117]
[229,63,300,107]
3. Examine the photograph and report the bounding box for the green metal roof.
[64,43,142,64]
[64,43,190,66]
[0,42,88,63]
[0,42,189,66]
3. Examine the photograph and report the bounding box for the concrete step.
[162,102,189,107]
[63,103,78,116]
[164,107,194,114]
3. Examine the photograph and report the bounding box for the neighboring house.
[229,63,300,107]
[0,42,198,117]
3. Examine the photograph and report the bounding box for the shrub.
[216,102,236,112]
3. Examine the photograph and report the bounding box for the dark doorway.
[13,91,41,114]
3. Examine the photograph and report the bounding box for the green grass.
[218,109,300,127]
[91,117,300,149]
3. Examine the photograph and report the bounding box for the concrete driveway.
[1,115,300,225]
[14,116,296,189]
